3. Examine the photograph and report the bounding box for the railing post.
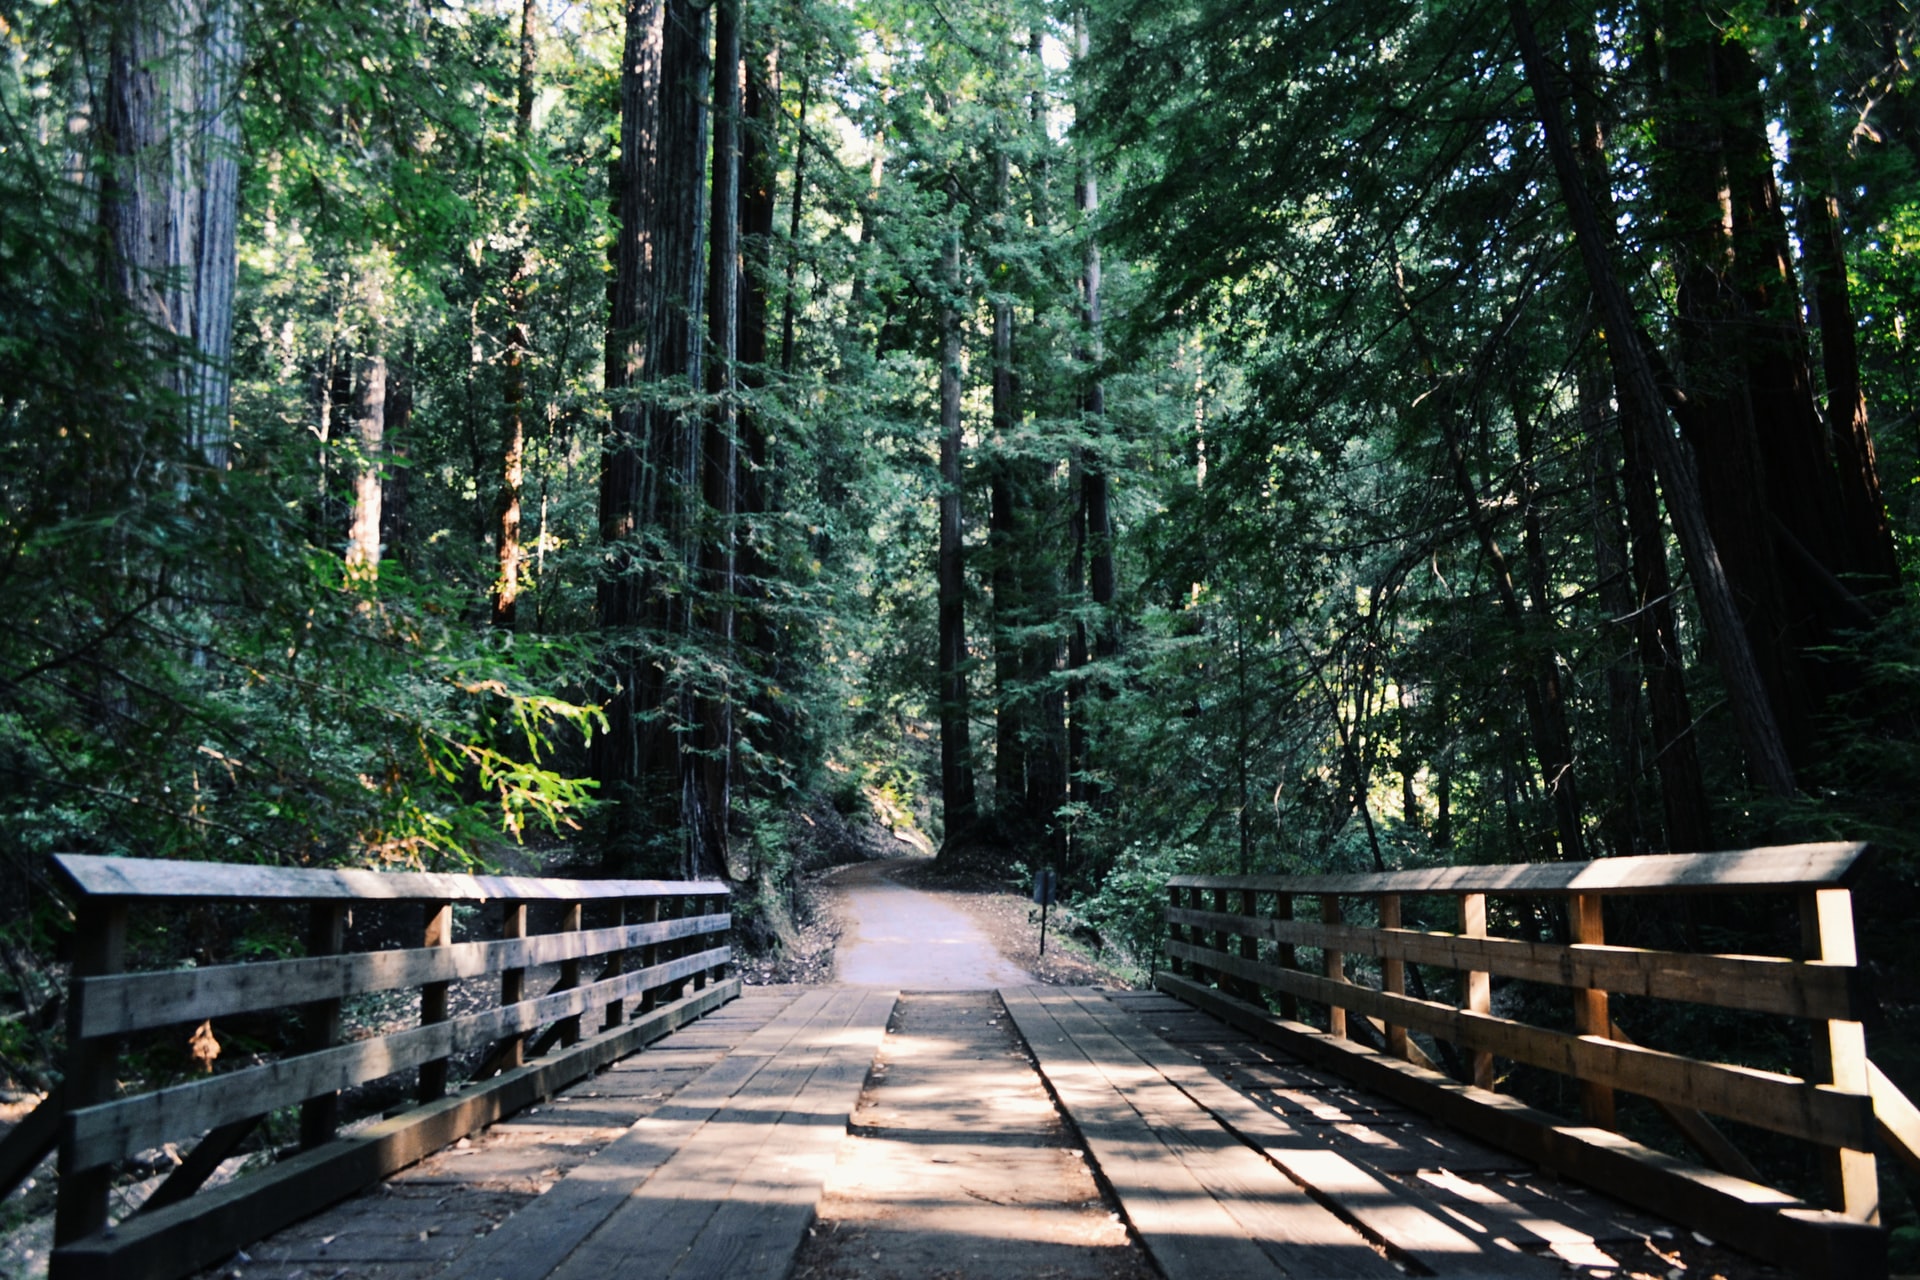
[1570,893,1615,1127]
[1802,888,1878,1222]
[706,891,728,987]
[1275,892,1298,1020]
[604,899,627,1030]
[1211,887,1239,999]
[1238,888,1259,1002]
[1189,887,1212,986]
[1166,884,1185,977]
[558,900,584,1046]
[1460,893,1493,1089]
[500,898,528,1069]
[299,902,349,1148]
[1379,893,1408,1060]
[54,900,127,1245]
[639,895,663,1013]
[419,900,453,1102]
[1320,894,1347,1039]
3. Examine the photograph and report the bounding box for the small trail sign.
[1032,868,1059,954]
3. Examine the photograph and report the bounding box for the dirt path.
[826,859,1031,989]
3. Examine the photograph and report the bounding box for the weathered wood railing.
[1158,843,1912,1280]
[32,854,736,1280]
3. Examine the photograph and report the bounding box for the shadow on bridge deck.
[198,985,1764,1280]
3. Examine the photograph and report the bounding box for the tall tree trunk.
[1568,7,1713,850]
[1509,0,1797,796]
[1777,30,1901,596]
[988,145,1028,826]
[737,45,789,766]
[937,223,976,845]
[692,0,742,876]
[345,353,386,574]
[102,0,241,470]
[1068,9,1114,824]
[597,0,710,873]
[381,358,414,571]
[493,0,538,628]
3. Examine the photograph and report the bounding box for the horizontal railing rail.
[1160,842,1899,1279]
[35,854,738,1280]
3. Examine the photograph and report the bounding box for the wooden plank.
[1870,1060,1920,1176]
[52,853,728,905]
[75,914,732,1038]
[1058,988,1548,1277]
[1165,906,1855,1020]
[64,947,730,1171]
[658,989,896,1280]
[466,987,875,1280]
[1166,939,1875,1151]
[1168,843,1872,897]
[546,989,888,1280]
[48,980,738,1280]
[1001,987,1296,1280]
[1154,973,1887,1280]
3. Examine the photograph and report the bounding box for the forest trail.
[824,857,1033,989]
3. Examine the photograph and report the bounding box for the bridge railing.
[1160,843,1913,1279]
[30,854,736,1280]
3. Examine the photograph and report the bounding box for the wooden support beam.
[137,1114,262,1214]
[299,902,348,1149]
[55,901,125,1246]
[1609,1019,1760,1183]
[1869,1060,1920,1176]
[1320,895,1346,1039]
[1570,893,1613,1128]
[1460,893,1493,1089]
[0,1084,62,1205]
[1274,893,1297,1020]
[1378,894,1408,1061]
[557,900,584,1047]
[499,900,527,1071]
[603,899,626,1029]
[1803,889,1877,1222]
[418,901,453,1102]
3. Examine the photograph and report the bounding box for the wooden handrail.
[1161,845,1883,1252]
[1168,841,1871,896]
[46,855,739,1280]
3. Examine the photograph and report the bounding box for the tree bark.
[597,0,710,872]
[693,0,742,877]
[345,353,386,574]
[937,223,976,843]
[493,0,538,628]
[102,0,241,470]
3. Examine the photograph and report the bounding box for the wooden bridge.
[8,844,1918,1279]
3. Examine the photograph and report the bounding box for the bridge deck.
[204,985,1711,1280]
